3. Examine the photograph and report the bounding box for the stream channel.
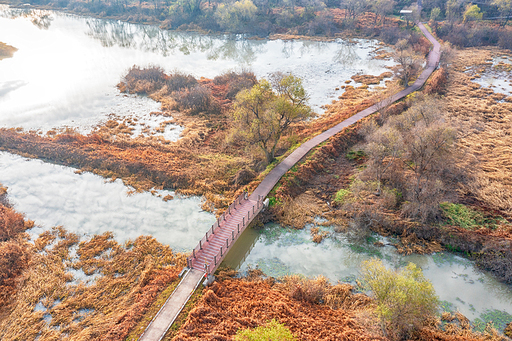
[1,4,512,332]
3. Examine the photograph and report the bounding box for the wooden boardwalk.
[137,22,440,341]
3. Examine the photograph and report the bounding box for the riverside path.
[137,22,440,341]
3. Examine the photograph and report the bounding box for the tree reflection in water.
[84,17,267,64]
[0,7,54,29]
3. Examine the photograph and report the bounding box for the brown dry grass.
[352,72,393,85]
[0,188,32,309]
[171,275,384,341]
[0,225,186,341]
[444,47,512,217]
[171,273,500,341]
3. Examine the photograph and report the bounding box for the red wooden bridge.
[138,21,441,341]
[186,192,266,276]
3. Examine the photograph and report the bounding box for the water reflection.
[0,152,216,251]
[85,18,265,64]
[222,223,512,323]
[0,4,395,133]
[0,7,54,29]
[333,40,361,67]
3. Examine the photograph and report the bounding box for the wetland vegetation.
[1,0,512,340]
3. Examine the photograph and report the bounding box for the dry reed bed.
[171,272,503,341]
[0,223,186,341]
[0,185,33,309]
[445,47,512,217]
[0,42,17,60]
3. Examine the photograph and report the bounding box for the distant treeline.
[8,0,417,36]
[423,0,512,50]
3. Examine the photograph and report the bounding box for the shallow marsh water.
[468,56,512,96]
[0,152,215,251]
[222,223,512,330]
[0,4,395,137]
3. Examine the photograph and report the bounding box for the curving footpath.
[137,22,441,341]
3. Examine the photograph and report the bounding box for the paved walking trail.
[137,22,440,341]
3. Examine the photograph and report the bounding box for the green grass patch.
[473,309,512,333]
[423,23,433,34]
[268,196,282,207]
[333,188,350,204]
[234,319,296,340]
[440,202,508,230]
[346,149,366,161]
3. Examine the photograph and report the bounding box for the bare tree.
[393,39,421,86]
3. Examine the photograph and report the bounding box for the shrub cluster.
[436,23,512,50]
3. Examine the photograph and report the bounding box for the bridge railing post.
[214,256,217,265]
[232,231,234,241]
[193,249,196,259]
[199,240,202,250]
[220,246,223,257]
[238,224,240,234]
[226,238,229,248]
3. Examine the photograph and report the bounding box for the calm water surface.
[0,152,215,251]
[223,223,512,329]
[0,5,394,135]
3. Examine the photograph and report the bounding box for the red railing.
[186,192,266,275]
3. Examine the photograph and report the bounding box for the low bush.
[359,258,439,340]
[440,202,508,230]
[172,85,219,115]
[280,274,329,304]
[234,319,296,341]
[122,65,167,94]
[213,70,257,99]
[166,72,198,93]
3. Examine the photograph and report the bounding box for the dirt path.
[250,23,440,202]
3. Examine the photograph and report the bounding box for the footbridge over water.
[138,21,441,341]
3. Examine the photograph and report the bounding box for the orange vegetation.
[0,42,17,60]
[171,275,383,341]
[352,72,393,85]
[171,272,502,341]
[0,185,32,309]
[0,222,185,340]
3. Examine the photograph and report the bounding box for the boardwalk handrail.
[186,192,266,274]
[204,195,265,275]
[186,22,441,277]
[139,22,442,341]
